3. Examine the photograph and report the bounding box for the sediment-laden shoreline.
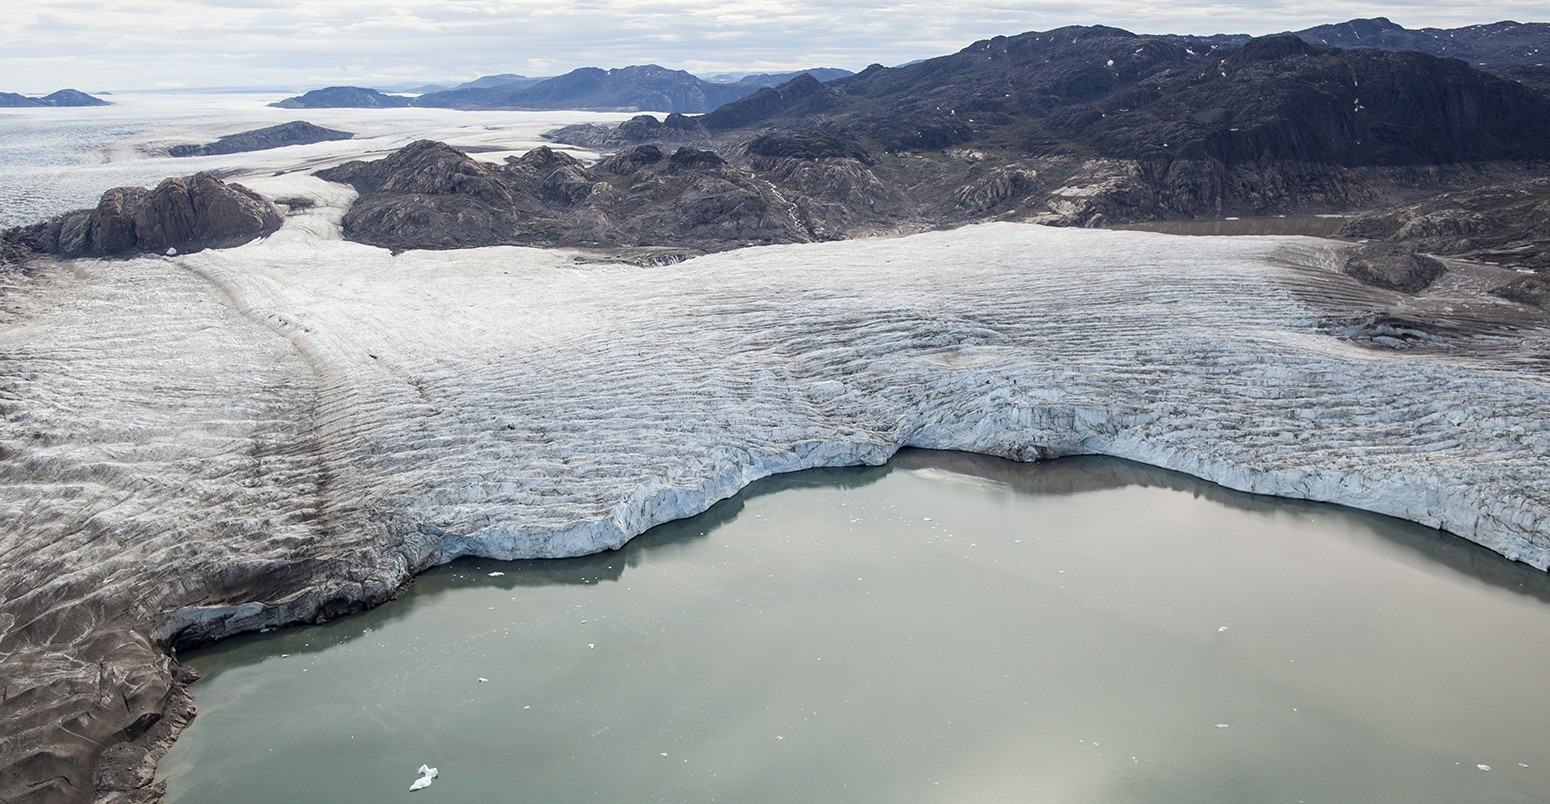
[1,178,1546,802]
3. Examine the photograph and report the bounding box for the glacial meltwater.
[160,452,1550,803]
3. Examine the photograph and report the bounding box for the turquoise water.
[161,451,1550,803]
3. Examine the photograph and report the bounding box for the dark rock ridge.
[414,65,759,112]
[0,88,111,107]
[168,120,353,157]
[3,173,282,258]
[270,86,414,109]
[1170,18,1550,94]
[1290,18,1549,67]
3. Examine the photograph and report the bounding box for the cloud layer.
[2,0,1543,92]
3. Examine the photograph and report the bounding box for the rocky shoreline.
[2,176,1547,799]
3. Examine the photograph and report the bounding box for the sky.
[2,0,1546,93]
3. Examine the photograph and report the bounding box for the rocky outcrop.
[168,121,352,157]
[270,86,413,109]
[315,139,902,252]
[1341,244,1449,292]
[3,174,281,258]
[699,73,845,132]
[546,112,709,150]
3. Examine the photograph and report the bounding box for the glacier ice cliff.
[0,176,1547,802]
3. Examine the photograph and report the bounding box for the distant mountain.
[452,73,547,91]
[414,65,758,112]
[0,88,111,107]
[168,121,352,157]
[704,68,855,87]
[271,86,414,109]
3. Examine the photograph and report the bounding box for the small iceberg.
[410,764,439,791]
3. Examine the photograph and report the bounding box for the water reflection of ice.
[0,91,636,228]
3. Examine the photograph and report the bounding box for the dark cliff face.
[4,174,282,258]
[168,121,352,157]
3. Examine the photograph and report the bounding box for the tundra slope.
[1,173,1547,801]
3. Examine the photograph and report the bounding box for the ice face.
[163,213,1550,573]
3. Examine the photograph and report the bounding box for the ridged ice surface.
[2,174,1549,801]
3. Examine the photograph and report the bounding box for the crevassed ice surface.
[160,452,1550,804]
[175,183,1550,572]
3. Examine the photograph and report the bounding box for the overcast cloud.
[2,0,1544,93]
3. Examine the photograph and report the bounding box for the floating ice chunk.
[165,247,178,256]
[410,764,439,791]
[1477,764,1491,771]
[488,571,505,577]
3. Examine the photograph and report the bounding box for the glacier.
[0,162,1547,799]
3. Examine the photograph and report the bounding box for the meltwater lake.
[161,451,1550,803]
